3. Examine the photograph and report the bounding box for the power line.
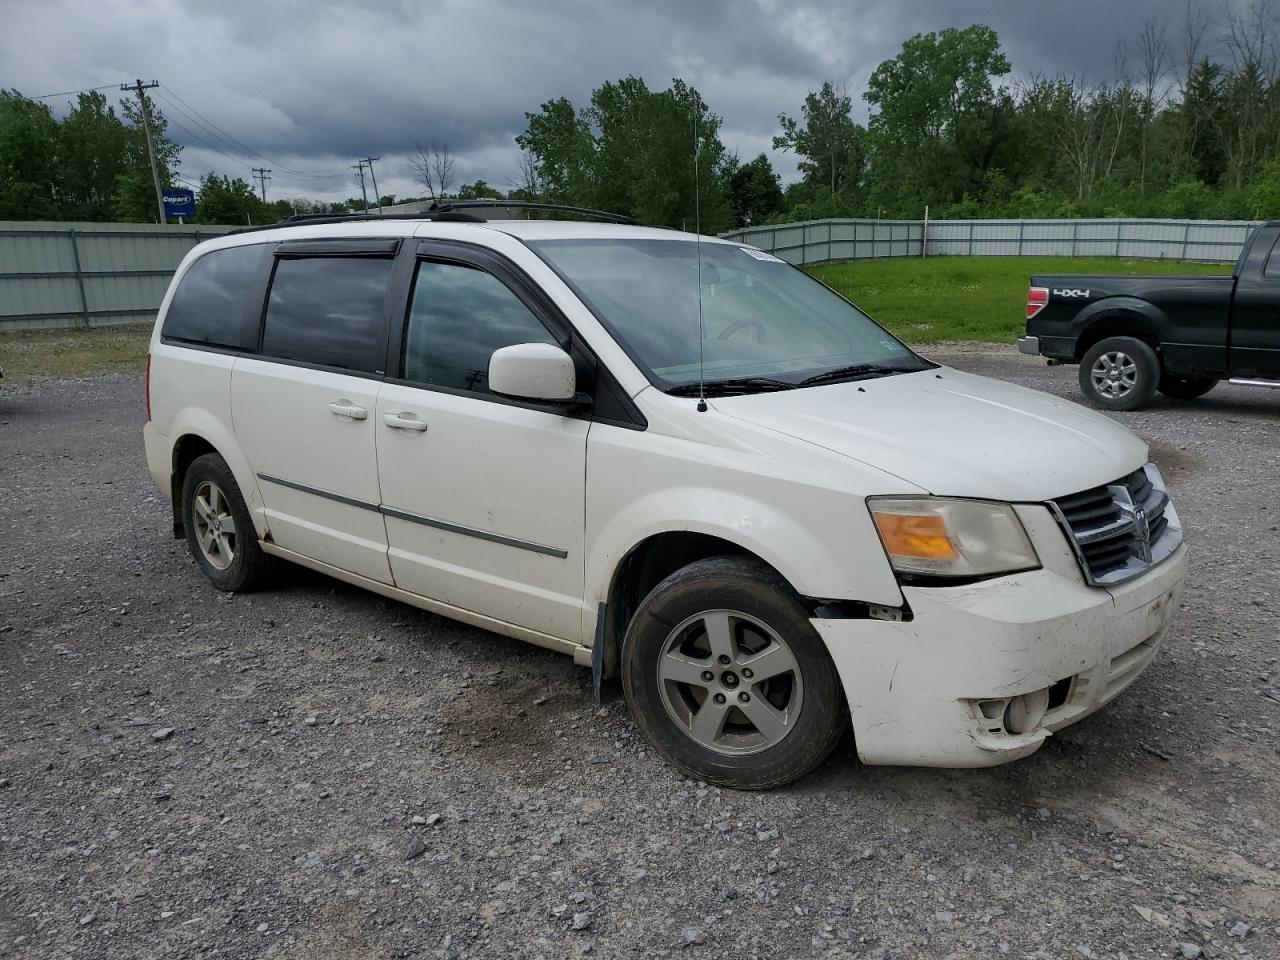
[159,85,347,183]
[26,83,119,101]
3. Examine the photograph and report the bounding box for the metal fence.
[721,217,1261,266]
[0,216,1263,333]
[0,221,236,331]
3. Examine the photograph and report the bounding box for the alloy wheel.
[192,479,237,571]
[656,609,804,756]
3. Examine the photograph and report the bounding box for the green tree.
[56,91,130,220]
[0,90,60,219]
[194,173,271,225]
[517,77,731,230]
[773,81,866,198]
[456,179,504,200]
[726,153,783,226]
[516,96,596,205]
[863,24,1012,213]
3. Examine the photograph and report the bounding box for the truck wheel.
[622,556,847,790]
[180,453,270,592]
[1079,337,1159,410]
[1158,374,1217,400]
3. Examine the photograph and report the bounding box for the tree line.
[7,3,1280,228]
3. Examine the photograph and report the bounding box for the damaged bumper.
[814,503,1189,768]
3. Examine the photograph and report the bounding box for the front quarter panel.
[585,395,912,615]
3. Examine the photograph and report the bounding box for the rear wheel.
[1078,336,1160,410]
[180,453,269,592]
[1158,374,1217,400]
[622,556,847,790]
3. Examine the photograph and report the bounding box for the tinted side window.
[402,260,558,393]
[1264,233,1280,279]
[261,257,394,373]
[162,244,264,348]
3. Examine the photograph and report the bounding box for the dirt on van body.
[1,346,1278,960]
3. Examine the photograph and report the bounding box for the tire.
[180,452,269,592]
[1158,373,1217,400]
[1078,336,1160,411]
[621,556,847,790]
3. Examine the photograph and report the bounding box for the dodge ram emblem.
[1110,484,1154,563]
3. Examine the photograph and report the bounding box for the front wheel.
[1158,374,1217,400]
[1078,336,1160,410]
[622,556,847,790]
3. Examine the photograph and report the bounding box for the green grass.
[806,256,1234,343]
[0,324,151,385]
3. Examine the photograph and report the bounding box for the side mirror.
[488,342,577,402]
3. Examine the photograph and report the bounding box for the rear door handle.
[328,400,368,420]
[382,412,428,432]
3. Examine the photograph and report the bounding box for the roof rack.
[427,200,634,224]
[233,201,633,235]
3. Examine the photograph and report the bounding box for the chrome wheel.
[192,479,236,571]
[656,609,804,756]
[1090,351,1138,399]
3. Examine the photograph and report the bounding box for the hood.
[709,367,1147,501]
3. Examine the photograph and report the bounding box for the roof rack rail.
[428,200,633,224]
[232,201,633,235]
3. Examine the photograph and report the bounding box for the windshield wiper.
[666,377,797,397]
[797,363,920,386]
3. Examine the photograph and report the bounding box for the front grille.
[1050,464,1182,586]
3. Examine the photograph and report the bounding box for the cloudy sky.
[5,0,1228,204]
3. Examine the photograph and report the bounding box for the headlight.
[868,497,1040,579]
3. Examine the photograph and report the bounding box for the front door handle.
[328,400,368,420]
[383,412,428,432]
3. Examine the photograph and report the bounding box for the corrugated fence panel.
[722,217,1261,266]
[0,221,236,329]
[0,275,83,316]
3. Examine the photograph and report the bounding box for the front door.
[1230,229,1280,377]
[374,248,589,642]
[231,242,399,583]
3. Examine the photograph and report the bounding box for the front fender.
[585,485,904,614]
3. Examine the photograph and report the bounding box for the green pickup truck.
[1018,221,1280,409]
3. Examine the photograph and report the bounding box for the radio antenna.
[693,114,707,413]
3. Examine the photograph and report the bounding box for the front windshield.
[527,238,930,389]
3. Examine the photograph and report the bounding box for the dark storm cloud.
[3,0,1242,201]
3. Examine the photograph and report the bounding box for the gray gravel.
[1,348,1278,960]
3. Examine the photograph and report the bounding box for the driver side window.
[402,260,559,394]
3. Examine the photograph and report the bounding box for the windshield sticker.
[739,246,786,263]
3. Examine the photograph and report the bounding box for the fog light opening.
[977,699,1007,721]
[1004,688,1050,735]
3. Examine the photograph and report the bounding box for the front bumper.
[815,504,1188,767]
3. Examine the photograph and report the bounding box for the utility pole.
[352,160,369,213]
[361,157,382,214]
[251,167,271,202]
[122,79,166,225]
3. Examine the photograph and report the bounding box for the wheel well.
[597,531,830,680]
[1074,314,1161,362]
[169,434,217,537]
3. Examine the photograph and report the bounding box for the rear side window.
[261,257,394,374]
[162,244,264,348]
[402,260,558,393]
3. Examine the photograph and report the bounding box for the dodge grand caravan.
[143,203,1188,789]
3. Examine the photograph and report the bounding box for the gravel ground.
[1,347,1278,960]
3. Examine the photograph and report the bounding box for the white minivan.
[143,203,1187,789]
